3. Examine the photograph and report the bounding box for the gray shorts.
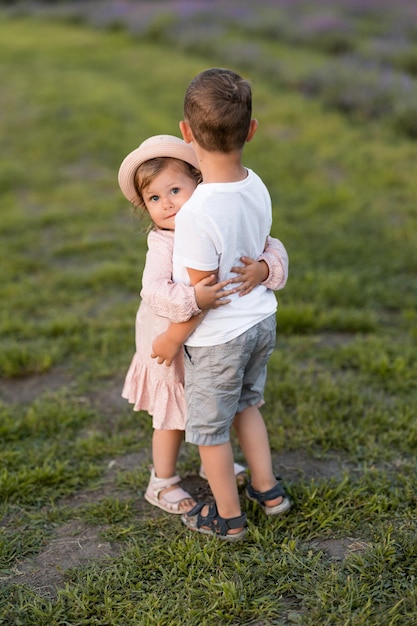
[183,313,276,446]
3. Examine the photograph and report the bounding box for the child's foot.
[145,468,196,514]
[182,501,247,541]
[246,480,291,516]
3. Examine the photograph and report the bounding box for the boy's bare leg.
[233,406,284,507]
[198,442,244,534]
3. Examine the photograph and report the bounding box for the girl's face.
[142,162,197,231]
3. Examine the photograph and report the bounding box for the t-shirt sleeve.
[173,209,219,271]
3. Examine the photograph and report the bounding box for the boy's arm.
[151,268,215,366]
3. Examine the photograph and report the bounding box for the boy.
[151,68,290,541]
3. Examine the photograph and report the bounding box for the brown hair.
[184,68,252,153]
[133,157,202,212]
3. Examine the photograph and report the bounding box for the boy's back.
[173,168,277,346]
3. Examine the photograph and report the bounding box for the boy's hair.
[184,68,252,153]
[134,157,201,211]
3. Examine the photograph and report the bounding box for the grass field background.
[0,2,417,624]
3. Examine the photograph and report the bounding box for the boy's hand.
[151,332,182,366]
[230,257,269,296]
[194,274,237,310]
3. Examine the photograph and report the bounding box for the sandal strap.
[247,480,286,504]
[150,470,181,496]
[187,501,207,518]
[159,485,193,505]
[224,513,247,530]
[187,501,247,536]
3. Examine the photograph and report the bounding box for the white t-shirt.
[173,168,277,346]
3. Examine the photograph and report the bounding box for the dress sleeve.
[140,230,201,322]
[259,235,289,291]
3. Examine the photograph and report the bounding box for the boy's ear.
[246,119,258,143]
[179,120,193,143]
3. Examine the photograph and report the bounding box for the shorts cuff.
[185,431,229,446]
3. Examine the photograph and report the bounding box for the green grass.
[0,8,417,626]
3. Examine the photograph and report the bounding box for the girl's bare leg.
[152,428,184,478]
[152,429,195,510]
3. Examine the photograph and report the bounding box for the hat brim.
[118,135,199,206]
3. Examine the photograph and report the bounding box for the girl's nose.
[162,196,174,209]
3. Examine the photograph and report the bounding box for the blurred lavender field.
[6,0,417,137]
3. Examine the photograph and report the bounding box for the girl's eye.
[171,188,180,195]
[150,195,159,202]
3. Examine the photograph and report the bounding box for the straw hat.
[118,134,199,206]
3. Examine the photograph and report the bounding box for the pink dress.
[122,229,200,430]
[122,228,289,430]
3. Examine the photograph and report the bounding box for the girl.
[118,135,289,514]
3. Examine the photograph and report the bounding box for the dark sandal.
[181,501,247,542]
[246,480,291,516]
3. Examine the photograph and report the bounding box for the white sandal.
[199,462,248,487]
[145,468,195,514]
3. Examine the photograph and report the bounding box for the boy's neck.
[195,147,248,183]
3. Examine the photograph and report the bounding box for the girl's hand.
[230,258,269,296]
[194,274,238,310]
[151,332,182,366]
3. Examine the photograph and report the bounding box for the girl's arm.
[230,235,289,296]
[140,230,201,323]
[151,311,205,366]
[151,267,214,366]
[259,235,289,290]
[141,230,235,322]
